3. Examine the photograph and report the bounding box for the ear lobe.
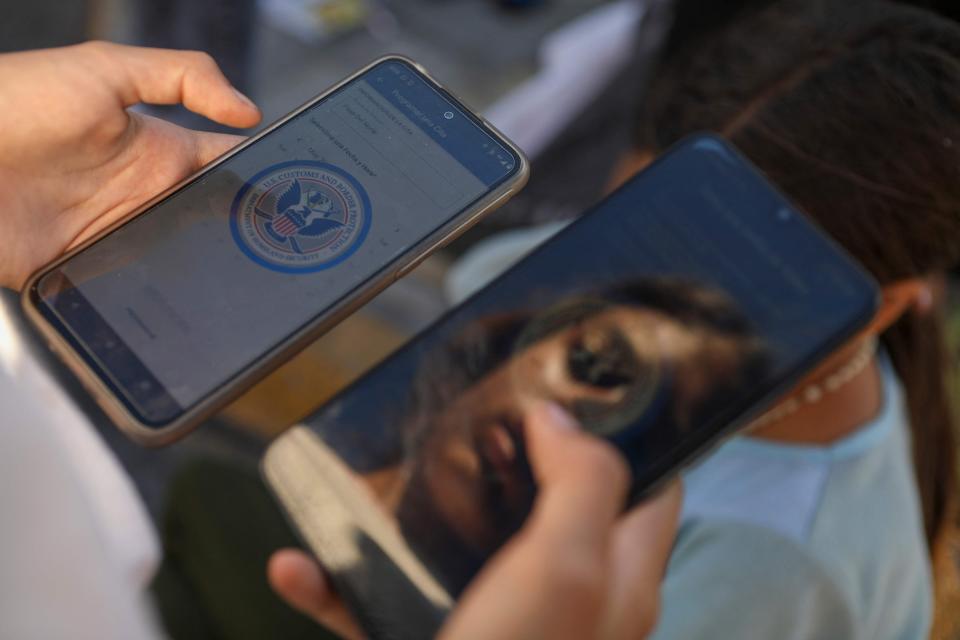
[605,150,656,194]
[868,279,933,335]
[883,279,933,313]
[914,282,934,314]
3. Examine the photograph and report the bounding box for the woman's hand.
[268,402,682,639]
[0,41,261,289]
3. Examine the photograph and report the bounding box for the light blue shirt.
[652,355,933,639]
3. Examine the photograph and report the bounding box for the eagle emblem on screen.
[230,161,372,273]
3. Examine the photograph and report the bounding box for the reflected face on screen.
[394,278,769,593]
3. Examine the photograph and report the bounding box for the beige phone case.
[20,55,529,446]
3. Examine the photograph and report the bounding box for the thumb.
[440,403,631,640]
[524,402,631,547]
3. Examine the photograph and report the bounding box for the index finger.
[267,549,365,640]
[82,41,261,129]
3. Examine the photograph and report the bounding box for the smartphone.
[20,56,528,445]
[262,134,880,639]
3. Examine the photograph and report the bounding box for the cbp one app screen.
[46,61,516,411]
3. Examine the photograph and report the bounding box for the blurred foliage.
[152,459,336,640]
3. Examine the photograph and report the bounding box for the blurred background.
[1,0,959,638]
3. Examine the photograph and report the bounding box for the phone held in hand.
[20,56,529,445]
[262,134,880,640]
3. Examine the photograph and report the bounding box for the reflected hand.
[268,403,682,639]
[0,41,261,289]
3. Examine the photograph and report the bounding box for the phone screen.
[264,136,878,638]
[31,59,521,425]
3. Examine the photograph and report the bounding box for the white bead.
[804,385,823,403]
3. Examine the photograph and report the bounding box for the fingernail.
[233,87,257,109]
[542,401,578,431]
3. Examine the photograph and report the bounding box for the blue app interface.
[38,60,519,421]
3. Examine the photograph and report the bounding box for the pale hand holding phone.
[268,403,682,640]
[0,41,260,290]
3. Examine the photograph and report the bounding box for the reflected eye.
[567,328,638,390]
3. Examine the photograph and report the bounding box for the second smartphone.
[21,56,528,444]
[263,135,880,640]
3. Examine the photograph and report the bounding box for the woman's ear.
[863,278,935,335]
[605,149,656,194]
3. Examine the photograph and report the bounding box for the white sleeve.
[0,300,161,640]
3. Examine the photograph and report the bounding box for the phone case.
[19,55,529,446]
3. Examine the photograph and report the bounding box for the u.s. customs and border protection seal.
[230,161,372,273]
